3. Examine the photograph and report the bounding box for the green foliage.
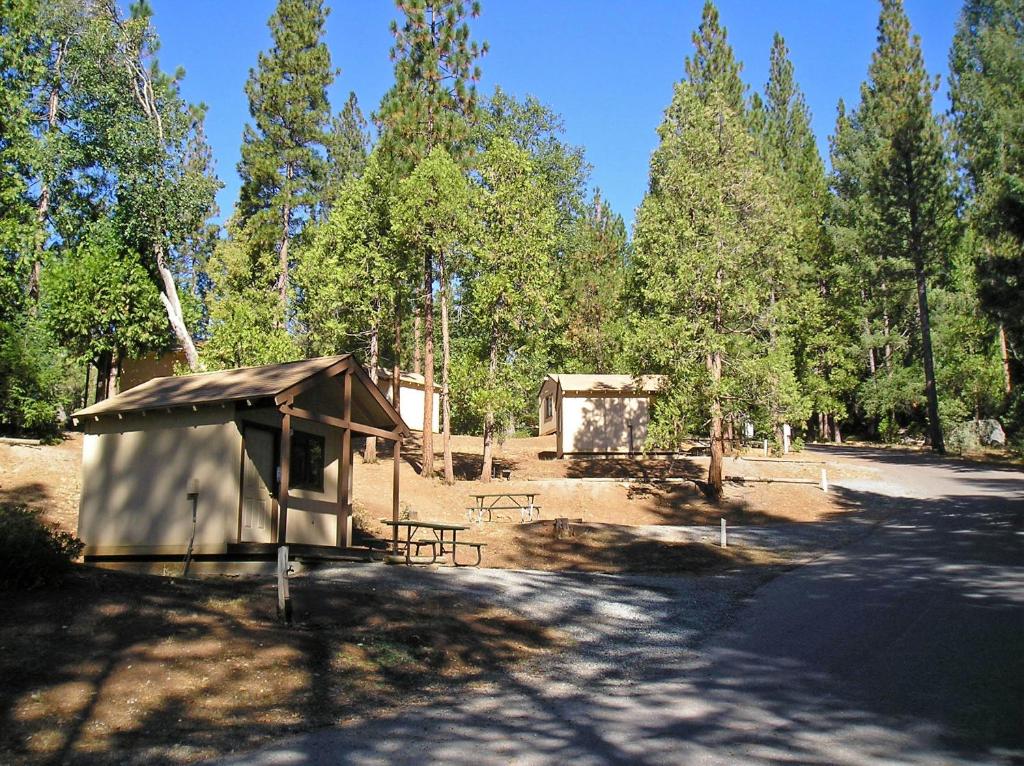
[202,224,299,369]
[375,0,487,170]
[829,0,959,449]
[949,0,1023,392]
[40,220,169,364]
[630,81,803,448]
[0,317,77,437]
[0,504,83,589]
[459,138,557,437]
[323,91,371,216]
[237,0,335,305]
[296,151,399,359]
[684,1,746,112]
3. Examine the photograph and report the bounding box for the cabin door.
[241,428,275,543]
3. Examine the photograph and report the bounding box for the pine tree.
[322,91,370,216]
[391,147,473,482]
[630,82,793,497]
[860,0,958,452]
[237,0,335,313]
[684,1,746,112]
[759,33,856,442]
[463,139,557,481]
[949,0,1023,393]
[375,0,486,477]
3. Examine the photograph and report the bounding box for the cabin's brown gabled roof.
[74,355,352,419]
[539,373,666,397]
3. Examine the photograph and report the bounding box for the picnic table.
[379,519,485,566]
[467,492,541,523]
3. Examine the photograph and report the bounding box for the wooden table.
[467,492,540,523]
[379,519,472,565]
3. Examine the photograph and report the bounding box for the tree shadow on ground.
[0,567,561,766]
[219,474,1023,765]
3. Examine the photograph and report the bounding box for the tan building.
[538,374,665,457]
[375,369,440,433]
[72,355,409,566]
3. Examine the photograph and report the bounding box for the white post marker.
[720,518,727,548]
[763,439,768,456]
[821,467,829,493]
[277,545,292,624]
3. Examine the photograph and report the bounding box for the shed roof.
[541,374,666,396]
[73,355,412,438]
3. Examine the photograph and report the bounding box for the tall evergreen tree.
[236,0,335,312]
[949,0,1023,391]
[861,0,958,452]
[375,0,486,477]
[758,34,857,441]
[684,0,746,112]
[630,82,794,498]
[322,91,370,216]
[462,138,556,482]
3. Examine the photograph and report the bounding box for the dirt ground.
[1,431,871,573]
[0,566,560,766]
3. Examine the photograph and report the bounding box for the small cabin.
[375,369,440,433]
[72,355,409,567]
[538,374,665,457]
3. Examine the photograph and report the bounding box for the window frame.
[290,429,326,493]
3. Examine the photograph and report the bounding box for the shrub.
[0,504,83,589]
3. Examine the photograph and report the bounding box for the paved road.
[214,448,1024,765]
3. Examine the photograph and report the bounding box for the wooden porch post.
[338,370,353,548]
[278,412,291,545]
[392,437,401,554]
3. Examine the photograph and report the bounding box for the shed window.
[545,395,553,420]
[290,431,325,492]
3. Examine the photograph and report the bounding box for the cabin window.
[290,431,325,492]
[545,395,554,420]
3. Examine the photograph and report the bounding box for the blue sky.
[148,0,962,227]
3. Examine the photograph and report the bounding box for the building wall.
[560,394,651,453]
[240,402,342,548]
[79,402,348,555]
[538,379,559,436]
[377,379,439,433]
[78,408,242,555]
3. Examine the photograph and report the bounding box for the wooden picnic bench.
[379,519,484,566]
[467,492,541,523]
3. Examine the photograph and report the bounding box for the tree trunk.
[364,320,379,463]
[420,250,435,477]
[706,350,723,498]
[278,177,292,312]
[480,334,499,483]
[94,352,110,403]
[999,323,1012,394]
[413,310,422,375]
[439,254,454,484]
[914,261,944,452]
[111,10,201,371]
[832,415,843,444]
[28,38,69,302]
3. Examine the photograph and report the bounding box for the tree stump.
[554,517,573,539]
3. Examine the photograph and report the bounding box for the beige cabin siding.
[240,403,342,548]
[377,379,439,433]
[538,380,559,436]
[78,408,241,554]
[560,394,651,453]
